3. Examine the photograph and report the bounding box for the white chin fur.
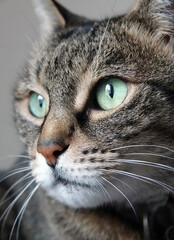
[31,153,110,208]
[31,153,169,209]
[47,184,108,209]
[33,153,159,209]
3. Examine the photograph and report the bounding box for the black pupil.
[106,84,114,98]
[38,96,43,108]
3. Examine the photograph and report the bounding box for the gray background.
[0,0,135,169]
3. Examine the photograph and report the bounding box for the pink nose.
[37,144,64,167]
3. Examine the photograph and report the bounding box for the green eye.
[29,92,47,118]
[96,78,128,110]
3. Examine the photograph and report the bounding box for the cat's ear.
[126,0,174,45]
[33,0,88,36]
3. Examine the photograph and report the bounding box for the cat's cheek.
[30,152,55,188]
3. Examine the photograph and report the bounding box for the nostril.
[53,150,60,158]
[37,143,68,168]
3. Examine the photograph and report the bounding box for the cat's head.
[14,0,174,209]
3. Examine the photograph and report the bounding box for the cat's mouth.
[54,175,92,188]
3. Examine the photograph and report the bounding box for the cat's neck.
[21,187,173,240]
[27,188,141,240]
[3,163,173,240]
[3,171,172,240]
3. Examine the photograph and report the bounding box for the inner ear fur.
[49,0,88,27]
[34,0,89,36]
[126,0,174,44]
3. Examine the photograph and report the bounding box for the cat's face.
[14,0,174,209]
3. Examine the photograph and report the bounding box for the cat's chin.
[46,183,109,209]
[31,153,168,209]
[31,154,109,208]
[32,164,109,208]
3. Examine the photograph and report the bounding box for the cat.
[0,0,174,239]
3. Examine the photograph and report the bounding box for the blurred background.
[0,0,135,169]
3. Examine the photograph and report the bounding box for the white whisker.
[101,169,174,192]
[111,144,174,153]
[96,0,117,67]
[100,176,137,217]
[1,167,31,176]
[15,161,31,167]
[0,181,32,206]
[0,172,32,205]
[25,34,36,48]
[94,177,112,201]
[0,179,35,233]
[117,159,174,172]
[0,155,31,161]
[124,152,174,160]
[110,176,137,193]
[14,184,40,240]
[104,158,174,172]
[0,167,31,183]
